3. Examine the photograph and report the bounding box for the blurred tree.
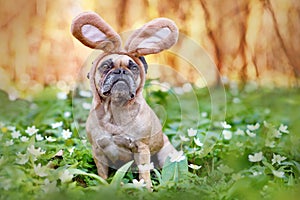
[0,0,299,97]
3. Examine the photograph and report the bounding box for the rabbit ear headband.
[71,11,178,56]
[71,12,178,106]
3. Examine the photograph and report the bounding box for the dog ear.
[71,12,122,52]
[124,18,178,56]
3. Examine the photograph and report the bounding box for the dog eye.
[130,65,138,72]
[99,59,113,72]
[101,64,110,70]
[99,63,112,73]
[128,60,139,72]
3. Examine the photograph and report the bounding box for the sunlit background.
[0,0,299,99]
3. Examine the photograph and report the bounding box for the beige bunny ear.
[71,12,122,52]
[124,18,178,56]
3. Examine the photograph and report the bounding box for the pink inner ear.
[81,24,107,43]
[137,27,171,48]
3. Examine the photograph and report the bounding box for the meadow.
[0,81,299,200]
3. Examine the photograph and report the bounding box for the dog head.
[71,12,178,106]
[94,54,145,105]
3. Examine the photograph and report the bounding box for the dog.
[71,11,179,189]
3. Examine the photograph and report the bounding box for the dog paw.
[96,136,111,148]
[113,135,137,151]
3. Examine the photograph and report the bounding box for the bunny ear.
[124,18,178,56]
[71,12,122,52]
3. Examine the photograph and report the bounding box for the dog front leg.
[134,141,152,190]
[92,145,109,179]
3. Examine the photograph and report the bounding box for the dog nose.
[113,68,127,75]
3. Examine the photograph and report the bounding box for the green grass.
[0,82,299,200]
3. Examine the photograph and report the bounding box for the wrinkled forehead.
[98,54,137,66]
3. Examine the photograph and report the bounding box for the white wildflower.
[179,135,189,142]
[264,108,271,115]
[64,111,71,118]
[252,171,263,176]
[182,83,193,93]
[221,76,229,84]
[5,139,14,146]
[232,97,241,104]
[25,126,39,136]
[44,178,50,185]
[27,145,46,157]
[247,123,260,131]
[265,140,275,148]
[188,164,202,170]
[222,130,232,140]
[79,90,92,98]
[82,102,92,110]
[16,152,29,165]
[132,179,146,188]
[271,154,287,165]
[54,150,64,157]
[232,173,243,181]
[59,170,73,183]
[194,137,204,147]
[45,136,56,142]
[34,163,48,177]
[235,129,245,136]
[20,136,29,142]
[263,121,272,128]
[82,140,87,145]
[201,112,208,118]
[278,124,289,134]
[169,150,186,163]
[187,128,197,137]
[67,147,75,155]
[248,152,263,162]
[138,162,154,173]
[61,129,72,139]
[7,126,16,131]
[221,121,232,129]
[56,92,67,100]
[42,179,58,193]
[51,121,63,129]
[36,134,44,141]
[246,129,256,137]
[236,142,243,147]
[272,170,285,178]
[11,130,21,139]
[273,130,282,138]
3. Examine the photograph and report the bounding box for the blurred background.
[0,0,299,99]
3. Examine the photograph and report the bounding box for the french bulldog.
[71,11,179,189]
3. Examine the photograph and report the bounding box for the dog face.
[94,54,142,103]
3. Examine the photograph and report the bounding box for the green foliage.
[161,156,188,185]
[68,168,108,185]
[110,160,134,188]
[0,90,30,123]
[0,83,300,200]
